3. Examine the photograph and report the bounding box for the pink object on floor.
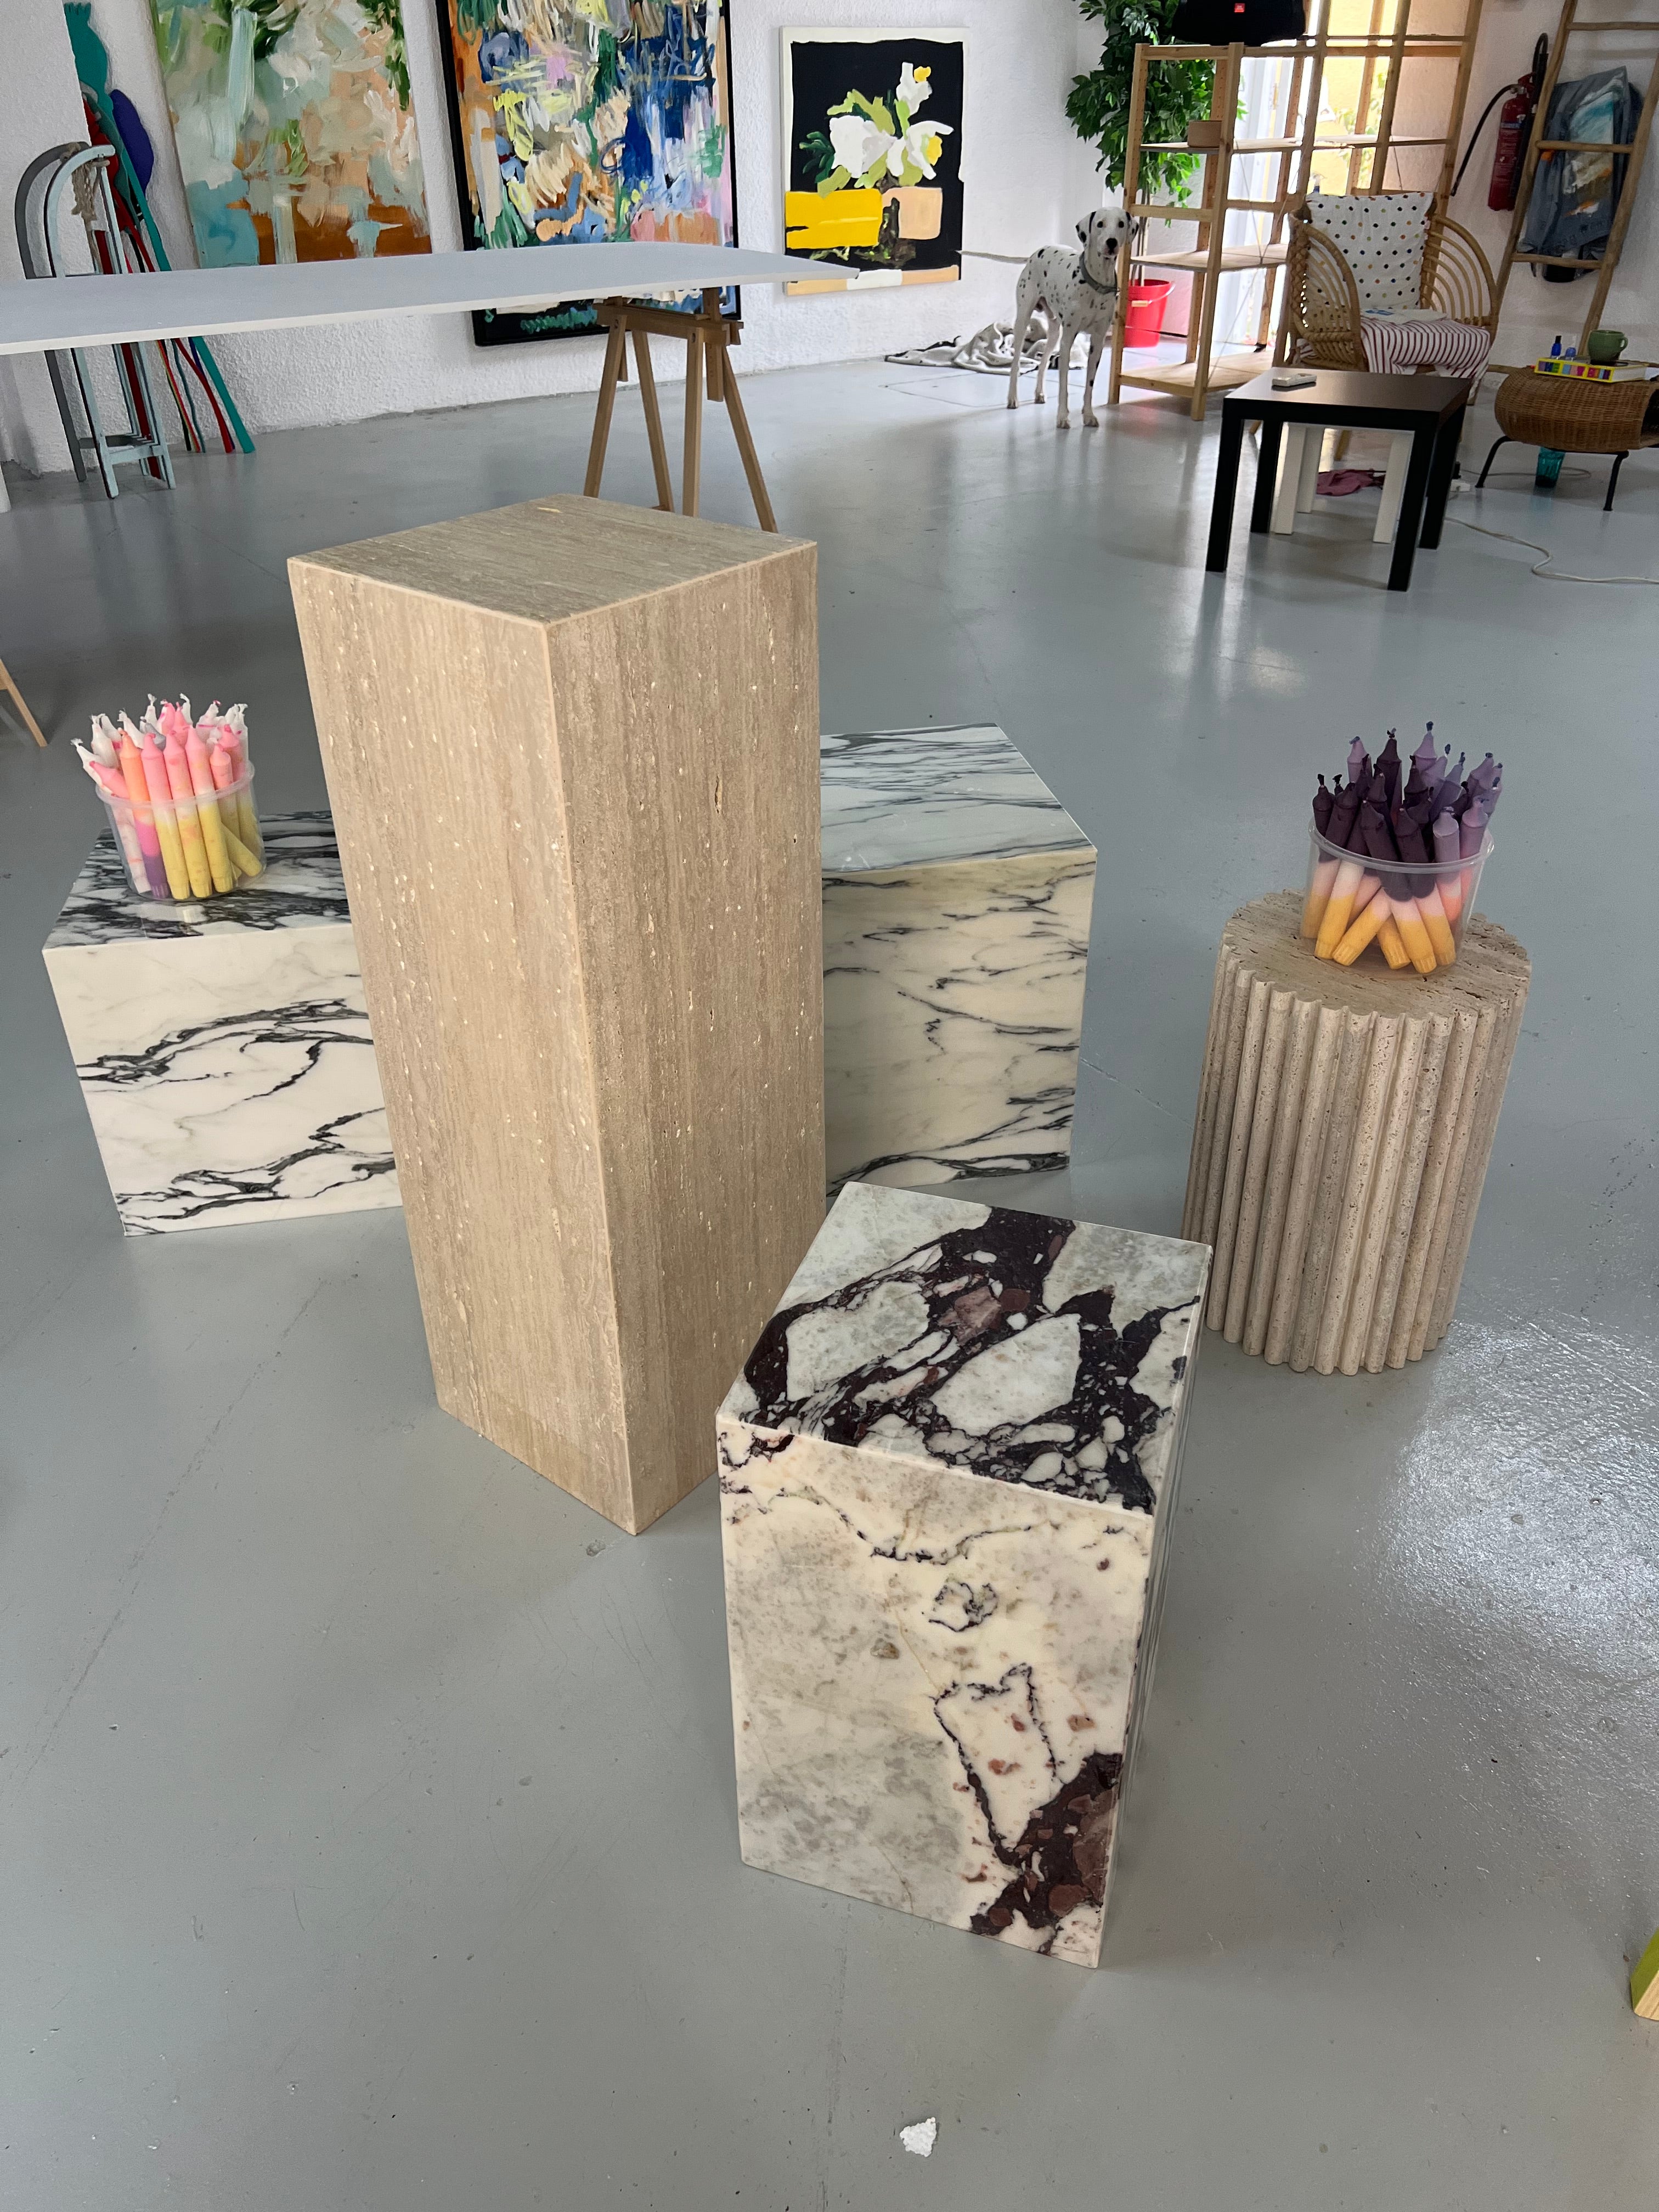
[1317,468,1386,496]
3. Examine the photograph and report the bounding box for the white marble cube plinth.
[720,1182,1209,1966]
[820,725,1096,1194]
[43,813,399,1234]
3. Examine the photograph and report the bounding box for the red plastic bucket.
[1124,278,1172,348]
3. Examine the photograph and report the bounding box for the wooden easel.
[583,287,777,532]
[0,653,48,747]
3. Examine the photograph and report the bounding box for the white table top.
[0,245,804,357]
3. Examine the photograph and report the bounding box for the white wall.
[1,0,1101,472]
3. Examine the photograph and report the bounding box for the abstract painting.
[151,0,430,265]
[780,29,964,294]
[435,0,737,347]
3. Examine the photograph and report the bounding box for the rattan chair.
[1283,200,1498,371]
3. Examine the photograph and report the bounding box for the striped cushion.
[1361,313,1492,380]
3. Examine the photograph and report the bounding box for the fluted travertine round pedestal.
[1182,892,1531,1376]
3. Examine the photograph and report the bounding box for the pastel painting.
[781,29,964,295]
[152,0,430,264]
[435,0,737,347]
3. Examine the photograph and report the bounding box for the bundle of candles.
[74,698,263,902]
[1301,726,1500,975]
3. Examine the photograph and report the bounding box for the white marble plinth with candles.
[719,1181,1209,1966]
[820,725,1096,1194]
[43,813,399,1234]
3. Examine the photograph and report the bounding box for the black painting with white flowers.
[781,30,966,293]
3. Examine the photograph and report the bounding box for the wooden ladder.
[1491,0,1659,353]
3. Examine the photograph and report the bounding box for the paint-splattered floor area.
[2,364,1655,2209]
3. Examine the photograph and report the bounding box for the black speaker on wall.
[1170,0,1307,40]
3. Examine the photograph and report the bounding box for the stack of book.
[1532,355,1658,383]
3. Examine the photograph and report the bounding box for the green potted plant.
[1066,0,1215,344]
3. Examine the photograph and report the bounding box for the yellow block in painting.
[785,189,884,250]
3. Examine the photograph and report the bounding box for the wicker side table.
[1480,367,1659,511]
[1182,892,1530,1377]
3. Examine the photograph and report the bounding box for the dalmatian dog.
[1006,207,1132,429]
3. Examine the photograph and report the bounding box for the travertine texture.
[820,725,1096,1193]
[720,1181,1209,1966]
[290,499,823,1533]
[42,814,398,1234]
[1182,891,1531,1375]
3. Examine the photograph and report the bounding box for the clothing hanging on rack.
[1519,67,1643,270]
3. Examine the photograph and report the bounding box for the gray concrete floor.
[2,359,1656,2211]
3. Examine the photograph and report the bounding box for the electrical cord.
[1450,85,1509,197]
[1449,473,1659,583]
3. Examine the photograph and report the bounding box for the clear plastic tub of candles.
[1301,826,1492,975]
[93,763,265,905]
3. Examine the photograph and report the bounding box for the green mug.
[1587,329,1627,365]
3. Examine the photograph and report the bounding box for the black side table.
[1206,370,1470,592]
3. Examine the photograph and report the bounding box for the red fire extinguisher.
[1489,48,1547,210]
[1453,36,1548,209]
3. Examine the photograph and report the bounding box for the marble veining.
[47,812,349,948]
[820,726,1096,1195]
[74,993,396,1232]
[821,724,1092,872]
[43,812,399,1235]
[726,1183,1199,1510]
[720,1183,1209,1966]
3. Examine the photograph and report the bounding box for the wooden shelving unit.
[1490,0,1659,357]
[1108,0,1486,419]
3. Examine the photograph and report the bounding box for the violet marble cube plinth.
[42,812,399,1234]
[719,1181,1209,1966]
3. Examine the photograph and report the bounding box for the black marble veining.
[47,812,349,948]
[741,1202,1193,1512]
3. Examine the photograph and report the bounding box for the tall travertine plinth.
[1182,892,1530,1376]
[290,499,823,1533]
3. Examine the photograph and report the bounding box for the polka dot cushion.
[1306,191,1434,313]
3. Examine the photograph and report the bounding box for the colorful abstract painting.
[435,0,737,347]
[780,29,964,294]
[152,0,430,265]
